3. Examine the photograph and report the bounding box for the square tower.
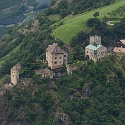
[11,64,21,85]
[90,35,101,45]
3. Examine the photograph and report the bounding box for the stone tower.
[90,35,101,45]
[11,64,21,85]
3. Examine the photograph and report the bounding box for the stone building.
[90,35,101,45]
[35,69,54,79]
[85,35,107,62]
[46,43,68,69]
[11,64,21,85]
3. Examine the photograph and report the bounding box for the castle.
[85,35,107,62]
[10,36,107,83]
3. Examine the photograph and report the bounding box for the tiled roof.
[46,43,64,54]
[113,47,125,53]
[86,44,102,50]
[35,69,53,75]
[120,40,125,45]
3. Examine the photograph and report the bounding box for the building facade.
[46,43,68,69]
[85,45,107,62]
[11,64,21,85]
[85,35,107,62]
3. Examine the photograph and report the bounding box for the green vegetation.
[52,0,125,43]
[1,0,125,124]
[3,55,125,125]
[23,11,39,23]
[0,0,23,10]
[47,0,116,17]
[0,0,51,37]
[48,14,61,21]
[110,5,125,17]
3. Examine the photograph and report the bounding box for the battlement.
[90,35,101,45]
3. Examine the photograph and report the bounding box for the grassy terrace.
[52,0,125,43]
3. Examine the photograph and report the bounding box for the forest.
[46,0,116,17]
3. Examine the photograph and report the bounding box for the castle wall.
[85,46,107,62]
[46,51,53,68]
[96,46,107,60]
[63,52,68,64]
[52,53,64,69]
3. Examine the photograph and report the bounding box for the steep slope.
[0,0,52,37]
[52,0,125,43]
[1,55,125,125]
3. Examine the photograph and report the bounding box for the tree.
[87,18,101,28]
[93,11,99,18]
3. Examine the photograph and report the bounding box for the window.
[64,55,66,57]
[60,57,61,59]
[55,57,57,59]
[54,62,57,64]
[87,51,88,53]
[60,62,61,63]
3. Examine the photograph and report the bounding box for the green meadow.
[48,14,61,21]
[52,0,125,43]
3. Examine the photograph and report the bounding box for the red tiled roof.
[120,40,125,45]
[113,47,125,53]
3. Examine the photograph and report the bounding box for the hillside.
[52,0,125,43]
[0,0,52,37]
[1,0,125,124]
[1,55,125,125]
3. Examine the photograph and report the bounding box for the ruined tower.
[11,64,21,85]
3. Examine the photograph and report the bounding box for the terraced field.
[52,0,125,43]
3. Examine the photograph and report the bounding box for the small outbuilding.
[35,69,54,79]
